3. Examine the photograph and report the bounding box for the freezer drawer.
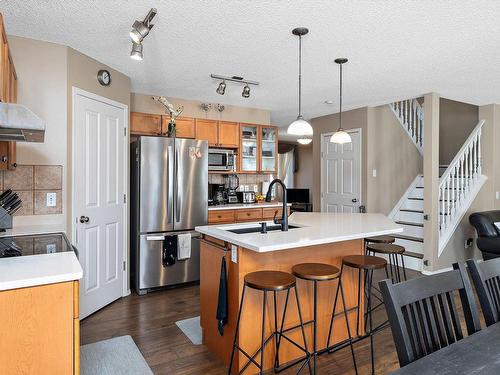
[137,231,201,292]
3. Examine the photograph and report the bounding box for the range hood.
[0,103,45,142]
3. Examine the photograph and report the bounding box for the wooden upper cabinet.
[195,119,218,146]
[260,126,278,173]
[170,116,195,139]
[130,112,162,135]
[0,15,8,103]
[218,121,239,148]
[239,124,260,173]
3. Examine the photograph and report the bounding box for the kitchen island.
[195,212,402,374]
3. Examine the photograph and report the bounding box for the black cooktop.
[0,233,73,258]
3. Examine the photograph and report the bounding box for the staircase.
[389,98,486,270]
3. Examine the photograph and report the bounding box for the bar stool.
[328,255,388,375]
[228,270,310,375]
[292,263,358,375]
[366,243,407,283]
[364,235,395,252]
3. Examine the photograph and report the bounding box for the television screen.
[286,188,310,203]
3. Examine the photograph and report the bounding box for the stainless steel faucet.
[265,179,288,231]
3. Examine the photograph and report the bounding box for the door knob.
[79,216,90,223]
[352,198,358,203]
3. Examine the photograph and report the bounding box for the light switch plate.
[46,192,56,207]
[372,169,377,177]
[496,191,500,200]
[231,245,238,263]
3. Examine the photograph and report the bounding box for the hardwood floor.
[81,270,420,374]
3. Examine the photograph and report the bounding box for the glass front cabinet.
[238,124,278,173]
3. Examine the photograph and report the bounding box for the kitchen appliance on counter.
[131,136,208,294]
[209,183,227,205]
[0,189,22,231]
[237,191,256,204]
[224,174,239,203]
[0,233,74,258]
[208,148,235,171]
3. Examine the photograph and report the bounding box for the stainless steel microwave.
[208,148,235,171]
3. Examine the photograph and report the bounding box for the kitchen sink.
[227,224,301,234]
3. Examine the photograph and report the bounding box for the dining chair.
[467,258,500,326]
[379,263,481,367]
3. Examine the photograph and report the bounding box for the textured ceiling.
[2,0,500,133]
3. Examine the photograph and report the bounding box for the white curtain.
[276,150,294,199]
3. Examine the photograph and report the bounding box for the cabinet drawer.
[208,210,235,224]
[262,207,290,220]
[235,208,263,222]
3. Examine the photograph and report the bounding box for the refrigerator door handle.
[167,145,174,224]
[175,148,181,222]
[146,235,165,241]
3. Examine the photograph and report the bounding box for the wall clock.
[97,69,111,86]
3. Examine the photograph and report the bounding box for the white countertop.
[208,202,291,211]
[0,225,82,291]
[196,212,403,252]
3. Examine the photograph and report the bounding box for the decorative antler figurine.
[152,96,184,136]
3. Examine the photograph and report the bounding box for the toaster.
[237,191,256,204]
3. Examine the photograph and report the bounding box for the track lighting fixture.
[129,8,156,60]
[216,81,227,95]
[242,84,251,98]
[130,42,143,60]
[210,74,259,98]
[130,8,157,44]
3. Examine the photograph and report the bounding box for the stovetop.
[0,233,73,258]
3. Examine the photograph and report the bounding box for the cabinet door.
[218,121,239,148]
[171,116,195,138]
[260,126,278,173]
[239,124,259,173]
[196,119,218,146]
[130,112,162,135]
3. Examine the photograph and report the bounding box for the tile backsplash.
[209,173,274,193]
[2,165,63,216]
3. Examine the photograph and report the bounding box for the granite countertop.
[208,202,291,211]
[196,212,403,252]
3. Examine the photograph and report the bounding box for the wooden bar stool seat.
[342,255,387,270]
[292,263,340,281]
[364,235,395,244]
[366,243,407,283]
[244,270,296,291]
[366,243,404,255]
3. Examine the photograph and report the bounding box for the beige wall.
[437,104,500,269]
[8,36,68,227]
[131,93,271,125]
[310,107,368,211]
[439,98,478,164]
[366,105,423,214]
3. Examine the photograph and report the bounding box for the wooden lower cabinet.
[234,208,262,222]
[208,206,291,224]
[0,281,80,375]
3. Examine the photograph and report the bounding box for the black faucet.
[265,179,288,231]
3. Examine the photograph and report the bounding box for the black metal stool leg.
[228,285,247,375]
[367,269,375,375]
[356,268,362,337]
[401,254,407,281]
[339,276,359,375]
[273,290,280,369]
[326,265,342,350]
[394,254,401,283]
[313,280,318,373]
[293,285,312,375]
[260,291,267,375]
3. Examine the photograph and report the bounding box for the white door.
[73,89,127,319]
[321,130,361,213]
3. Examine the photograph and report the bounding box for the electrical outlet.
[465,238,473,248]
[46,192,56,207]
[231,245,238,263]
[46,243,57,254]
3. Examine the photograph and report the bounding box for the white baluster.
[441,185,445,230]
[451,167,455,214]
[478,129,482,175]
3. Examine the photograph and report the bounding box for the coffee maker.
[224,174,239,204]
[209,184,227,205]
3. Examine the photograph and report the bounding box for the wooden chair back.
[467,258,500,326]
[379,263,481,367]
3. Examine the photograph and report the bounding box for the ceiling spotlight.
[242,84,251,98]
[324,100,334,104]
[297,138,312,145]
[129,8,157,44]
[130,42,143,60]
[216,81,226,95]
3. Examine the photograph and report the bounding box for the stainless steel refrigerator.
[130,136,208,294]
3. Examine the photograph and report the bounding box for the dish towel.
[177,233,191,260]
[216,257,228,336]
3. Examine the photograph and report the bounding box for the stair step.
[393,234,424,243]
[403,251,424,259]
[400,209,424,213]
[408,197,423,201]
[396,221,424,227]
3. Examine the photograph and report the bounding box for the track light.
[242,84,251,98]
[216,81,226,95]
[130,42,143,60]
[129,8,157,44]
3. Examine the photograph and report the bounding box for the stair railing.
[438,120,485,248]
[389,98,424,155]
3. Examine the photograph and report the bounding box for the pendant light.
[287,27,313,137]
[297,138,312,145]
[330,58,352,144]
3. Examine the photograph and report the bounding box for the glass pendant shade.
[330,130,351,144]
[287,117,313,136]
[297,138,312,145]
